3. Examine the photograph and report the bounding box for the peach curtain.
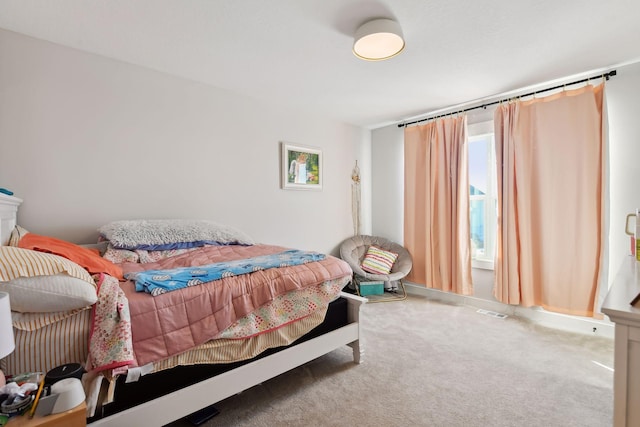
[404,116,473,295]
[494,84,605,317]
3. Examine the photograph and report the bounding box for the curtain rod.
[398,69,617,128]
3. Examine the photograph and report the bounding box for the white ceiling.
[1,0,639,129]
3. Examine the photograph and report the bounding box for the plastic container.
[359,281,384,296]
[45,363,84,386]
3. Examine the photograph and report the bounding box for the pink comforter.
[120,244,352,366]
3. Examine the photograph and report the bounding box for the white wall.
[605,61,640,285]
[0,29,371,255]
[371,61,640,301]
[371,124,404,241]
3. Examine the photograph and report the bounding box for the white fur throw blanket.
[98,219,254,250]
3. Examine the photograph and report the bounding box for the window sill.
[472,258,494,270]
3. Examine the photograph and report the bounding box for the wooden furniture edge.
[8,402,86,427]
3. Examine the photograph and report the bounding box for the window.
[468,122,497,269]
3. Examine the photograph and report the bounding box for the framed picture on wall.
[281,142,323,190]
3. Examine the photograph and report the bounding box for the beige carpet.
[166,294,614,427]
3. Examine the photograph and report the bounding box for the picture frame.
[281,142,323,190]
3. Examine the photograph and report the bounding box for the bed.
[0,194,366,426]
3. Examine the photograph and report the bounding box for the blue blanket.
[126,249,326,296]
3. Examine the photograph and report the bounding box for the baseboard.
[405,283,614,339]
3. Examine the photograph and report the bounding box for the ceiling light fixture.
[353,18,405,61]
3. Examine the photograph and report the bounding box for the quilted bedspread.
[119,244,352,366]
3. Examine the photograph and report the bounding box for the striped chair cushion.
[360,245,398,275]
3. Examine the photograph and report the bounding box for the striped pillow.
[0,246,97,312]
[0,246,94,283]
[360,245,398,275]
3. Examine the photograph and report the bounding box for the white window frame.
[468,121,497,270]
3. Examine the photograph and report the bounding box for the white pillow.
[3,274,98,313]
[0,246,97,312]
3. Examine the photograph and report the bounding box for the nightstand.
[7,402,86,427]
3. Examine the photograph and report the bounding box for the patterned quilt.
[87,273,134,372]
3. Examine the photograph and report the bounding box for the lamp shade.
[0,292,15,359]
[353,18,405,61]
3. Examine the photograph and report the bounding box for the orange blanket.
[19,232,124,279]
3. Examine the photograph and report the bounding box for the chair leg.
[365,280,407,303]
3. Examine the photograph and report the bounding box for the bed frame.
[0,195,367,426]
[90,292,365,426]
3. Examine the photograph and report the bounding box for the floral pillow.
[103,244,201,264]
[103,244,140,264]
[135,247,199,263]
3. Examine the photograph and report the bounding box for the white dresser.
[602,256,640,427]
